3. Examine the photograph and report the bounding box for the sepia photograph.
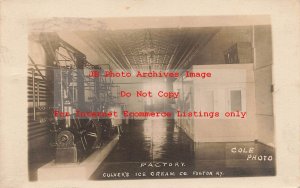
[1,1,300,187]
[27,16,276,181]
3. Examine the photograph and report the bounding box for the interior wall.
[253,25,274,146]
[181,26,256,142]
[183,64,256,142]
[58,32,102,65]
[28,37,50,151]
[191,26,252,65]
[182,25,274,145]
[28,39,47,66]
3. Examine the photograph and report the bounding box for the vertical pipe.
[32,69,36,121]
[72,72,75,102]
[76,56,85,110]
[66,69,69,98]
[37,81,40,107]
[60,68,64,112]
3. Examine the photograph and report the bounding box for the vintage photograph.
[27,16,275,181]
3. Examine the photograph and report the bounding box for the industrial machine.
[28,33,120,163]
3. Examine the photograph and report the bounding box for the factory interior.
[28,17,275,180]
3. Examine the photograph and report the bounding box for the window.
[227,88,246,112]
[230,90,242,111]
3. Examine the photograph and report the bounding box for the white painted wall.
[183,25,274,146]
[253,25,274,146]
[175,64,257,142]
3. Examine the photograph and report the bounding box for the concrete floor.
[90,119,275,180]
